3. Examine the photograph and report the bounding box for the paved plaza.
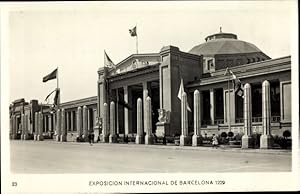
[10,140,291,173]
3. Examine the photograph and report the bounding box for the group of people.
[87,129,219,148]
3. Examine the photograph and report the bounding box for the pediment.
[108,53,161,76]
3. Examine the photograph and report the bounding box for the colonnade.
[179,80,273,149]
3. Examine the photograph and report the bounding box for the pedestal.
[135,134,144,144]
[37,135,44,141]
[109,134,117,143]
[156,122,170,137]
[180,135,191,146]
[242,135,253,148]
[60,135,67,142]
[145,134,154,145]
[192,134,202,146]
[260,135,273,149]
[101,134,109,143]
[55,135,60,141]
[23,134,29,140]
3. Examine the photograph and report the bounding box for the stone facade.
[9,31,292,149]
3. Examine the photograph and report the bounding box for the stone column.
[24,114,29,140]
[56,109,61,141]
[180,92,190,146]
[242,83,253,148]
[143,82,151,133]
[37,112,44,141]
[83,106,89,141]
[109,101,117,143]
[48,115,52,133]
[77,107,83,139]
[87,108,91,133]
[260,80,273,149]
[210,89,215,125]
[60,109,67,142]
[192,90,202,146]
[136,98,144,144]
[45,115,48,132]
[70,111,74,131]
[11,115,16,139]
[21,114,25,140]
[101,103,109,142]
[10,116,13,139]
[34,112,39,140]
[53,113,56,133]
[124,86,132,138]
[66,111,70,132]
[116,88,119,134]
[145,96,154,144]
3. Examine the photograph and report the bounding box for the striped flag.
[42,68,57,82]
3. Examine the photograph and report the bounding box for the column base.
[135,135,144,144]
[20,134,24,140]
[145,134,154,145]
[11,134,18,140]
[192,135,202,146]
[55,135,61,141]
[109,134,118,143]
[37,135,44,141]
[23,134,29,140]
[260,135,273,149]
[242,135,253,148]
[100,134,109,143]
[60,135,67,142]
[180,135,191,146]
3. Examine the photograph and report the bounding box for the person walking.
[212,134,219,149]
[88,128,94,146]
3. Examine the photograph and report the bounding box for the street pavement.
[10,140,291,173]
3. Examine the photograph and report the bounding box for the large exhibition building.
[9,30,292,148]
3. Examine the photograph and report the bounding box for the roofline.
[61,96,97,107]
[186,55,291,88]
[115,53,160,66]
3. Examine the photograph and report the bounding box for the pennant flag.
[104,50,116,69]
[44,89,57,102]
[43,68,57,82]
[54,89,60,106]
[177,78,192,112]
[129,26,137,37]
[229,70,244,98]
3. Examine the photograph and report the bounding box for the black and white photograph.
[1,1,299,193]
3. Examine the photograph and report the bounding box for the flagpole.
[227,66,231,132]
[136,24,138,54]
[57,67,60,109]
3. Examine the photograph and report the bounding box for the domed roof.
[189,32,262,56]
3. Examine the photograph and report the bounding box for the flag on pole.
[228,69,244,98]
[129,26,137,37]
[177,78,192,112]
[42,68,57,82]
[53,89,60,106]
[104,50,116,69]
[44,89,57,102]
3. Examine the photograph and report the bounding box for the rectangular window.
[207,59,213,71]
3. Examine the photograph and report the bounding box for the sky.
[5,1,297,104]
